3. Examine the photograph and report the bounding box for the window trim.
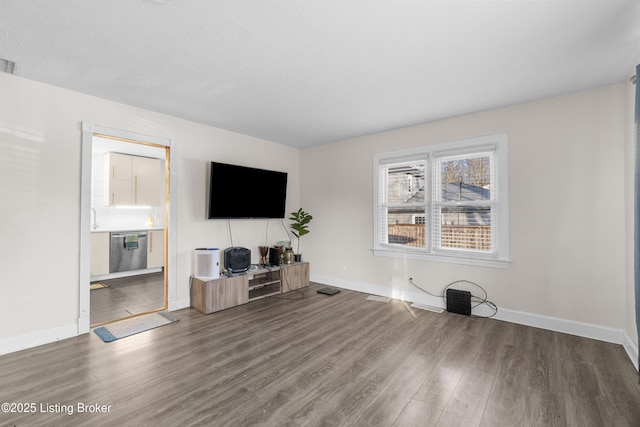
[373,134,510,269]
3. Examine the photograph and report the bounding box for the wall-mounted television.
[208,161,288,219]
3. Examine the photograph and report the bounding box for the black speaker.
[268,247,280,266]
[446,289,471,316]
[224,247,251,273]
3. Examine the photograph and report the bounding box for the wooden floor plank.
[409,316,485,425]
[0,283,639,426]
[436,318,506,427]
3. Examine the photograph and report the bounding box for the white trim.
[372,247,510,269]
[495,134,509,258]
[493,307,623,345]
[374,134,505,162]
[623,332,639,371]
[310,274,637,370]
[78,126,93,333]
[88,123,172,147]
[0,323,78,356]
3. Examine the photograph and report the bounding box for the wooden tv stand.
[190,262,309,314]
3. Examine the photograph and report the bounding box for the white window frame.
[373,134,510,268]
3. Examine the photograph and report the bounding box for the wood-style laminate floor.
[1,283,639,426]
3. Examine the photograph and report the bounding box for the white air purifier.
[193,248,220,280]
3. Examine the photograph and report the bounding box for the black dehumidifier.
[446,288,471,316]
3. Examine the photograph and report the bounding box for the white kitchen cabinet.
[104,153,162,207]
[133,156,162,206]
[90,232,110,276]
[147,229,165,269]
[105,153,132,206]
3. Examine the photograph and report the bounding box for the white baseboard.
[492,307,624,344]
[78,314,91,334]
[311,274,639,371]
[623,332,639,371]
[1,298,190,356]
[0,323,78,356]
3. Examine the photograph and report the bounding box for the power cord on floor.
[409,277,498,318]
[272,289,306,300]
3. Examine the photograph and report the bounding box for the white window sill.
[372,247,510,269]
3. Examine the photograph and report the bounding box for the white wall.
[0,69,635,358]
[0,73,299,353]
[625,70,639,360]
[301,84,629,339]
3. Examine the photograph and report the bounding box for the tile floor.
[90,271,165,325]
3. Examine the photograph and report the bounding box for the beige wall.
[301,84,629,336]
[0,73,299,350]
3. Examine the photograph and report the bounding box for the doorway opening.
[89,135,167,326]
[79,124,177,333]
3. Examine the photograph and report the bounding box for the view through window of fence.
[382,154,495,252]
[436,154,493,251]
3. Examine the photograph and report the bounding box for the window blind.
[432,151,496,254]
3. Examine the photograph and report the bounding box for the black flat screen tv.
[208,161,288,219]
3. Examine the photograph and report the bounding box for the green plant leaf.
[289,208,312,253]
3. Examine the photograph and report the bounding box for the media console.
[190,262,310,314]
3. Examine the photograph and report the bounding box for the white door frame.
[78,123,178,333]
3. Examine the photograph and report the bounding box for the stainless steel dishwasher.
[109,232,148,273]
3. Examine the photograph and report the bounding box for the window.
[373,134,509,268]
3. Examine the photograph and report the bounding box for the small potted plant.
[289,208,313,262]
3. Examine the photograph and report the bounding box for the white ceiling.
[1,1,639,148]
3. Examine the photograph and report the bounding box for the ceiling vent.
[0,58,17,74]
